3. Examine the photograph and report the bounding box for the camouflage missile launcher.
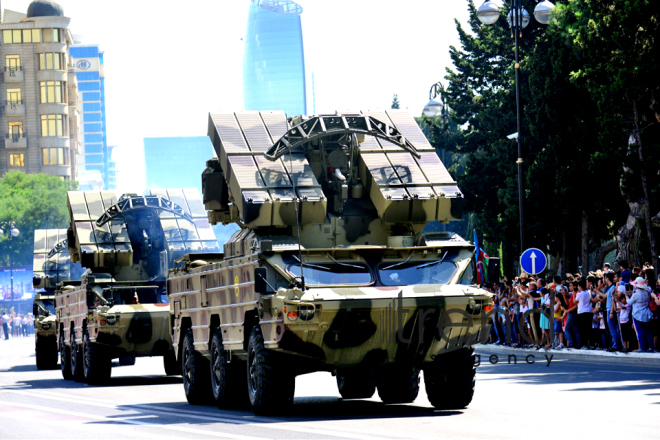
[32,229,83,370]
[170,110,492,415]
[55,189,220,384]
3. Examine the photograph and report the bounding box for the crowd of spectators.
[0,308,34,340]
[484,261,660,353]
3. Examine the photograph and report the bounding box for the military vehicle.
[169,110,493,415]
[55,189,219,384]
[32,229,82,370]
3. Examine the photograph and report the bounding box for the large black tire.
[247,326,294,415]
[210,330,249,409]
[36,336,58,370]
[163,350,181,376]
[181,328,212,404]
[336,369,376,399]
[70,331,84,382]
[60,332,72,380]
[377,365,420,404]
[83,331,112,385]
[424,348,476,410]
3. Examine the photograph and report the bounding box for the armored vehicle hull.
[33,229,82,370]
[56,281,174,383]
[171,233,491,414]
[33,293,58,370]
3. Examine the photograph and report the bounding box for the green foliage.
[428,0,652,274]
[553,0,660,264]
[391,93,401,109]
[0,171,76,267]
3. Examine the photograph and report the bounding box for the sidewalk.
[475,343,660,367]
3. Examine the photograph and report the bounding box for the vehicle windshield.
[104,287,160,305]
[378,260,457,286]
[41,299,55,314]
[287,261,373,286]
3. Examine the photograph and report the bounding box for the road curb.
[474,344,660,367]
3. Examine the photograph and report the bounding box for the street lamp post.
[0,222,20,313]
[476,0,554,257]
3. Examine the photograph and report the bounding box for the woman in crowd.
[628,277,654,352]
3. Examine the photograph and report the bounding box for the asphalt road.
[1,337,659,440]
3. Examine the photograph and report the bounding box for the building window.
[39,81,65,103]
[8,121,23,139]
[6,88,21,107]
[5,55,20,74]
[42,147,66,165]
[40,114,65,137]
[39,53,63,70]
[9,153,24,167]
[3,29,41,44]
[41,29,61,43]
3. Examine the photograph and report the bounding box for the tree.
[430,0,633,275]
[553,0,660,270]
[0,172,76,267]
[391,94,400,109]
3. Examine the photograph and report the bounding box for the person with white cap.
[628,277,655,352]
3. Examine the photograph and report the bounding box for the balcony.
[38,136,69,148]
[4,100,25,116]
[36,70,67,82]
[4,133,27,149]
[4,66,24,83]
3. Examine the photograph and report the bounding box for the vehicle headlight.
[102,315,117,325]
[299,304,316,321]
[41,323,51,331]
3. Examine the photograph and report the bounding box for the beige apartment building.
[0,1,79,181]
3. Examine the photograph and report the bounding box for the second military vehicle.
[169,110,493,415]
[56,189,219,384]
[32,229,82,370]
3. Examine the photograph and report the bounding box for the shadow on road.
[9,375,182,390]
[101,397,461,425]
[0,363,40,373]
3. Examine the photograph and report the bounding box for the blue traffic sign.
[520,248,547,275]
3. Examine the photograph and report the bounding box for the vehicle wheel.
[336,369,376,399]
[247,326,294,415]
[83,331,111,385]
[376,365,420,404]
[424,348,476,410]
[163,350,181,376]
[60,332,72,380]
[70,331,84,382]
[36,337,58,370]
[210,330,249,409]
[181,328,212,404]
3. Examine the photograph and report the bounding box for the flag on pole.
[473,230,489,285]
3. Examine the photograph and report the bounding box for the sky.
[3,0,473,193]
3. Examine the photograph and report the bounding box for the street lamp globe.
[507,7,531,29]
[423,99,442,117]
[476,0,504,25]
[11,228,19,237]
[533,1,556,25]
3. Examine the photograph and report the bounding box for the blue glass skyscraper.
[243,0,307,116]
[70,44,114,189]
